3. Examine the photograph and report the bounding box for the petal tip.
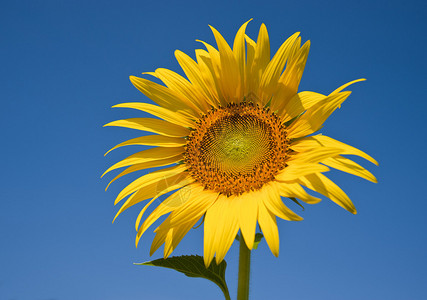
[100,169,109,179]
[174,49,183,57]
[204,256,213,268]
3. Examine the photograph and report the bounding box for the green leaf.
[135,255,230,300]
[253,233,264,250]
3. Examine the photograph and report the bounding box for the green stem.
[237,235,251,300]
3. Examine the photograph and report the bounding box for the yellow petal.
[330,78,366,96]
[163,218,200,258]
[209,25,241,103]
[195,49,223,105]
[113,172,192,223]
[291,134,378,165]
[258,32,300,104]
[258,199,279,257]
[115,164,186,205]
[195,44,227,106]
[286,79,365,138]
[105,135,186,156]
[286,91,351,138]
[203,195,223,267]
[142,71,157,77]
[104,118,190,137]
[112,103,194,127]
[155,68,208,113]
[204,194,239,267]
[105,154,183,190]
[129,76,198,118]
[279,91,326,122]
[297,173,357,214]
[214,195,240,264]
[150,220,169,255]
[135,180,194,232]
[277,182,321,204]
[237,191,258,250]
[262,183,303,221]
[322,156,377,183]
[272,40,311,114]
[167,186,217,228]
[248,23,270,94]
[275,163,330,182]
[102,147,184,178]
[245,35,256,94]
[136,183,196,245]
[150,214,200,258]
[287,147,342,164]
[175,50,218,108]
[233,19,251,98]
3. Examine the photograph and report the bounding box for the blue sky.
[1,0,426,299]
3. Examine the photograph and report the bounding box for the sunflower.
[103,20,377,267]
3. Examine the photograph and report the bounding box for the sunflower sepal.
[135,255,230,300]
[289,197,305,211]
[283,112,303,127]
[253,233,264,250]
[264,97,273,108]
[235,232,264,250]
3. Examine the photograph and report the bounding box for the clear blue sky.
[1,0,426,299]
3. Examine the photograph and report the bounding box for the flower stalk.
[237,235,251,300]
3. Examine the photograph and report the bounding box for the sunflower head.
[104,20,377,267]
[185,102,290,196]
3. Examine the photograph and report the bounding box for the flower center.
[185,102,289,196]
